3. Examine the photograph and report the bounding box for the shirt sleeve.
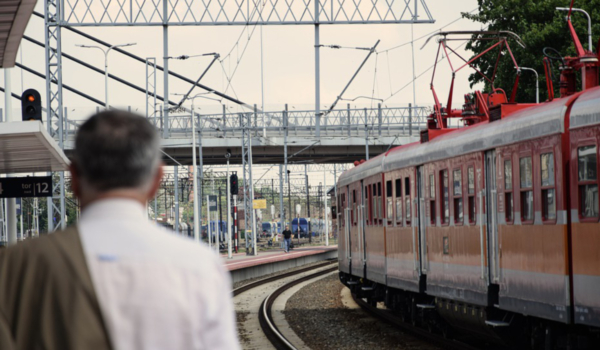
[199,255,241,350]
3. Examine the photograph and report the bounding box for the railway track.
[258,265,338,350]
[351,294,493,350]
[233,260,338,350]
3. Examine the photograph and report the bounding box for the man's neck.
[80,190,147,211]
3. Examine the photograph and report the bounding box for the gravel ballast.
[284,274,441,350]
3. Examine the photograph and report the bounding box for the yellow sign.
[253,199,267,209]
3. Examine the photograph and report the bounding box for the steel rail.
[232,259,337,297]
[259,264,338,350]
[351,294,485,350]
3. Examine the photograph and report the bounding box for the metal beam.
[57,0,435,26]
[32,12,250,109]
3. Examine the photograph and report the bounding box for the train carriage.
[337,9,600,347]
[569,87,600,327]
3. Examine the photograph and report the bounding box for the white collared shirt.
[78,198,239,350]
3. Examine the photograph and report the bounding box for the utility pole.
[324,170,329,246]
[174,166,179,234]
[278,165,284,244]
[4,69,16,246]
[287,169,292,240]
[226,151,232,258]
[219,187,223,248]
[305,164,311,243]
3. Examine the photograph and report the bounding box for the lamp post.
[519,67,539,104]
[225,149,232,259]
[556,7,592,51]
[173,92,214,244]
[76,43,136,109]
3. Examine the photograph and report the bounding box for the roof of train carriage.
[569,86,600,130]
[339,94,583,187]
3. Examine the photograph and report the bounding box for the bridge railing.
[165,105,429,138]
[61,105,429,141]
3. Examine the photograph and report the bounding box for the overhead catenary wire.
[378,8,478,54]
[322,8,478,112]
[382,31,481,103]
[217,0,268,112]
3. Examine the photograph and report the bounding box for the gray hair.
[73,110,161,191]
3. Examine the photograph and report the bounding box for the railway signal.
[21,89,42,122]
[230,174,238,195]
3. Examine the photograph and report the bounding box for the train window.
[453,169,462,196]
[541,153,555,187]
[505,193,513,222]
[395,179,402,226]
[371,184,378,225]
[541,153,556,221]
[429,174,436,225]
[504,160,512,190]
[467,166,475,224]
[386,180,393,223]
[340,193,345,226]
[441,170,449,224]
[520,156,534,222]
[578,146,599,218]
[504,160,513,223]
[352,190,357,226]
[365,186,371,225]
[405,177,411,225]
[453,169,463,224]
[468,167,475,195]
[578,146,597,181]
[377,182,383,223]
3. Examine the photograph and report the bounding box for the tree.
[462,0,600,103]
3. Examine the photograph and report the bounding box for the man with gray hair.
[0,110,240,350]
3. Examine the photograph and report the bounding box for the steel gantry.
[39,0,434,234]
[44,0,66,232]
[241,111,256,255]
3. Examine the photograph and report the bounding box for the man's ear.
[69,162,81,199]
[147,164,164,200]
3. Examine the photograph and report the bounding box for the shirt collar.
[81,198,146,222]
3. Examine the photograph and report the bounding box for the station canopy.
[0,122,70,174]
[0,0,36,68]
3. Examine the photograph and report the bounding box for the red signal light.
[27,95,35,102]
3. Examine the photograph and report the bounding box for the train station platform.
[223,246,338,283]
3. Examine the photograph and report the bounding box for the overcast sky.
[1,0,483,187]
[4,0,481,115]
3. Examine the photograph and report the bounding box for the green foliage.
[462,0,600,102]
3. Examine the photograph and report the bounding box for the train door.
[349,184,364,278]
[359,180,367,276]
[343,186,352,274]
[485,150,500,284]
[417,166,427,275]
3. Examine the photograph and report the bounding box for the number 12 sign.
[0,176,53,198]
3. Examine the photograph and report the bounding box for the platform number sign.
[0,176,52,198]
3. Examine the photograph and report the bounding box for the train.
[291,217,309,238]
[336,9,600,349]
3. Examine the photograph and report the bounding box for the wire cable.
[378,8,478,54]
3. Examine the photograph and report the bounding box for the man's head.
[70,110,163,208]
[285,225,289,229]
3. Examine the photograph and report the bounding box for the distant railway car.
[337,14,600,348]
[292,218,309,238]
[262,222,274,237]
